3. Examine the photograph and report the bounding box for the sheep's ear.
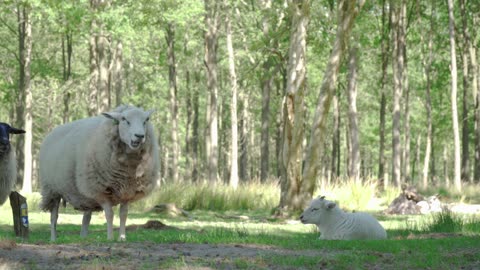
[102,112,122,124]
[326,202,336,210]
[145,109,155,119]
[9,126,26,134]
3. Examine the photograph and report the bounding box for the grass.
[1,180,480,269]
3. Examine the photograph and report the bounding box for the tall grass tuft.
[316,178,381,211]
[130,180,280,212]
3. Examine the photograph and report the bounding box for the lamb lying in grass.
[300,196,387,240]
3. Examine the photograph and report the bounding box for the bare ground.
[0,241,340,270]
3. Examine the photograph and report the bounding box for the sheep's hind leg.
[118,203,128,241]
[80,210,92,237]
[50,198,61,242]
[102,202,114,240]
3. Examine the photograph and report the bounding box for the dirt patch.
[0,241,335,270]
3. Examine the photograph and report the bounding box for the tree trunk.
[20,5,32,194]
[278,0,309,213]
[420,0,434,189]
[204,0,219,182]
[114,41,123,107]
[298,0,364,209]
[62,30,72,124]
[15,4,27,190]
[225,5,239,189]
[260,0,273,183]
[447,0,462,191]
[378,0,389,188]
[166,22,179,183]
[347,43,360,183]
[192,71,200,182]
[331,92,340,181]
[401,0,410,182]
[391,0,403,187]
[473,23,480,182]
[460,0,470,183]
[88,1,99,117]
[97,28,110,112]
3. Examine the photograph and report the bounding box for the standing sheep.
[300,196,387,240]
[39,105,160,241]
[0,123,25,205]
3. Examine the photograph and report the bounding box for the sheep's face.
[0,122,26,154]
[102,108,154,151]
[300,196,337,225]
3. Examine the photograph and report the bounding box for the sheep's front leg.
[102,202,114,240]
[50,198,61,242]
[118,203,128,241]
[80,210,92,237]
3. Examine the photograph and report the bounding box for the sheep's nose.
[134,134,145,139]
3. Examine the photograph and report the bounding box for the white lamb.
[0,122,25,205]
[39,105,160,241]
[300,196,387,240]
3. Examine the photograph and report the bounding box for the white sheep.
[0,123,25,205]
[300,196,387,240]
[39,105,160,241]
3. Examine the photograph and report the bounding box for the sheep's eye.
[311,208,319,212]
[121,117,130,125]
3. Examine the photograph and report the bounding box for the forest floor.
[1,229,479,269]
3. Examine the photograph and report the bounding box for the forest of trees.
[1,0,480,212]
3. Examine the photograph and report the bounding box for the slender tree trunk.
[260,0,273,183]
[97,28,109,112]
[204,0,219,182]
[473,30,480,182]
[239,82,249,182]
[378,0,389,188]
[447,0,462,191]
[420,0,434,189]
[401,0,410,182]
[21,5,32,194]
[88,1,99,116]
[15,4,26,189]
[391,0,404,187]
[460,0,470,183]
[192,71,200,182]
[299,0,364,208]
[62,30,72,124]
[166,22,179,183]
[225,5,239,189]
[347,43,360,183]
[331,92,340,181]
[114,41,123,107]
[278,0,309,212]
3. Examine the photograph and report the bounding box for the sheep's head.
[102,107,155,151]
[0,122,26,155]
[300,196,337,225]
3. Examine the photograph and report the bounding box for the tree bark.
[225,5,239,189]
[278,0,309,213]
[347,43,360,183]
[401,0,410,182]
[88,1,99,116]
[378,0,389,188]
[260,0,273,183]
[331,92,340,181]
[62,30,72,124]
[460,0,470,183]
[447,0,462,191]
[204,0,219,182]
[114,41,123,107]
[391,0,404,187]
[298,0,364,209]
[166,22,179,183]
[419,0,434,189]
[22,5,32,194]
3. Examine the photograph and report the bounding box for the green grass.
[1,181,480,269]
